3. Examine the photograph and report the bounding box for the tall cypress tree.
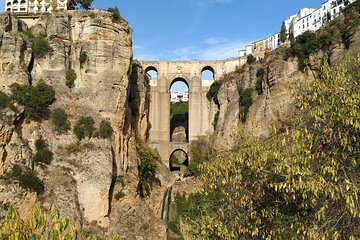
[280,21,287,43]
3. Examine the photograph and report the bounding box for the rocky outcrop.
[0,11,166,239]
[214,25,360,146]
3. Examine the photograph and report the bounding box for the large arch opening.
[170,78,189,142]
[169,149,189,172]
[145,66,158,80]
[201,66,215,81]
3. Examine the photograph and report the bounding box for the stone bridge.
[141,58,242,167]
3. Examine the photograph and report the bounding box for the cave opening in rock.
[169,78,189,142]
[169,149,189,172]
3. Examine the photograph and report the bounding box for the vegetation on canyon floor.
[169,48,360,239]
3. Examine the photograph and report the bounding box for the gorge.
[0,2,360,239]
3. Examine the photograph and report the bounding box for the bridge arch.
[169,77,189,142]
[169,77,189,90]
[169,148,189,172]
[145,66,158,80]
[201,66,215,81]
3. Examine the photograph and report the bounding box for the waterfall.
[161,186,172,222]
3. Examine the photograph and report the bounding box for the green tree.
[206,81,222,106]
[33,35,51,59]
[34,138,53,165]
[137,147,159,198]
[10,82,55,120]
[51,108,70,133]
[238,87,253,122]
[99,120,113,138]
[73,116,95,140]
[65,69,77,88]
[0,91,10,109]
[285,30,319,70]
[34,149,53,165]
[79,51,88,67]
[19,170,45,195]
[35,138,46,151]
[280,21,287,43]
[255,68,265,95]
[72,0,93,9]
[187,50,360,239]
[107,7,122,23]
[246,54,256,64]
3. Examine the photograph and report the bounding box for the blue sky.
[91,0,324,61]
[0,0,324,60]
[1,0,325,91]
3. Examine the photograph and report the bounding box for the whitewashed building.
[5,0,73,14]
[238,0,356,59]
[170,91,189,103]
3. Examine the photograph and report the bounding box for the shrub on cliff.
[246,54,256,64]
[65,69,77,88]
[285,31,319,70]
[10,165,45,195]
[0,91,10,109]
[10,81,55,120]
[238,87,253,122]
[256,68,265,95]
[33,34,51,59]
[206,81,222,106]
[99,120,113,139]
[34,138,53,165]
[51,108,70,133]
[73,116,95,140]
[138,147,159,197]
[79,51,88,67]
[108,7,123,23]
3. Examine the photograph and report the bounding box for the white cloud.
[133,44,145,50]
[202,37,228,45]
[200,39,250,60]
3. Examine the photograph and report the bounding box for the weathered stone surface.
[171,126,187,143]
[0,10,165,239]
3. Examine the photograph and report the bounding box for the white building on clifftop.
[5,0,74,14]
[238,0,356,60]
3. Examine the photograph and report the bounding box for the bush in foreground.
[187,50,360,239]
[0,205,120,239]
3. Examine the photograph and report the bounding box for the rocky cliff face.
[213,24,360,147]
[0,11,166,239]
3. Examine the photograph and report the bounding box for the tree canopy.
[186,49,360,239]
[280,21,287,43]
